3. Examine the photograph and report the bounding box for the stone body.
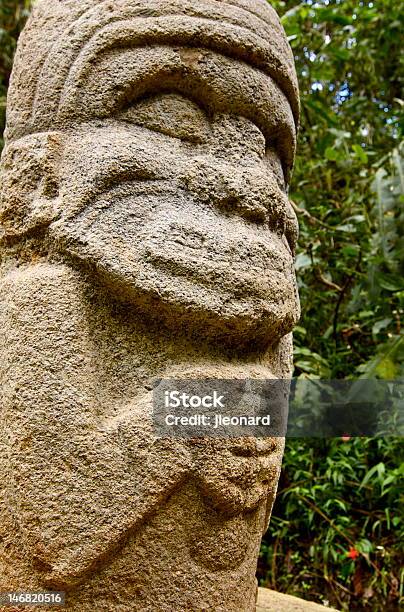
[256,588,340,612]
[0,1,300,610]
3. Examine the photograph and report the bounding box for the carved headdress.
[6,0,299,143]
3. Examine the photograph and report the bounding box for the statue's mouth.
[133,192,297,302]
[143,224,293,300]
[53,186,299,343]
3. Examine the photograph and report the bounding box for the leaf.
[329,47,351,61]
[281,4,308,24]
[295,253,312,270]
[325,147,343,162]
[337,223,356,232]
[341,245,360,257]
[352,144,368,164]
[359,463,385,490]
[372,318,392,337]
[305,100,339,126]
[377,273,403,292]
[314,9,352,26]
[375,357,398,379]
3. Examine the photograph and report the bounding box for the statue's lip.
[143,229,295,298]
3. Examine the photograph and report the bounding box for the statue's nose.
[212,168,284,226]
[185,159,287,225]
[184,160,288,229]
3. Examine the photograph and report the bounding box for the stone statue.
[0,1,300,610]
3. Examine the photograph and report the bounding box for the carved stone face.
[1,0,300,345]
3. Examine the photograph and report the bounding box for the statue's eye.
[117,93,211,143]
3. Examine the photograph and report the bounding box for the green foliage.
[261,1,404,609]
[259,437,404,610]
[1,0,403,609]
[270,0,404,379]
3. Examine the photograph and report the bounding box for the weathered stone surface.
[0,1,300,610]
[257,587,340,611]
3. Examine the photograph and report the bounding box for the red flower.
[346,547,359,560]
[341,434,351,442]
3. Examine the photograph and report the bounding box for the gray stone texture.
[257,588,340,611]
[0,1,300,610]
